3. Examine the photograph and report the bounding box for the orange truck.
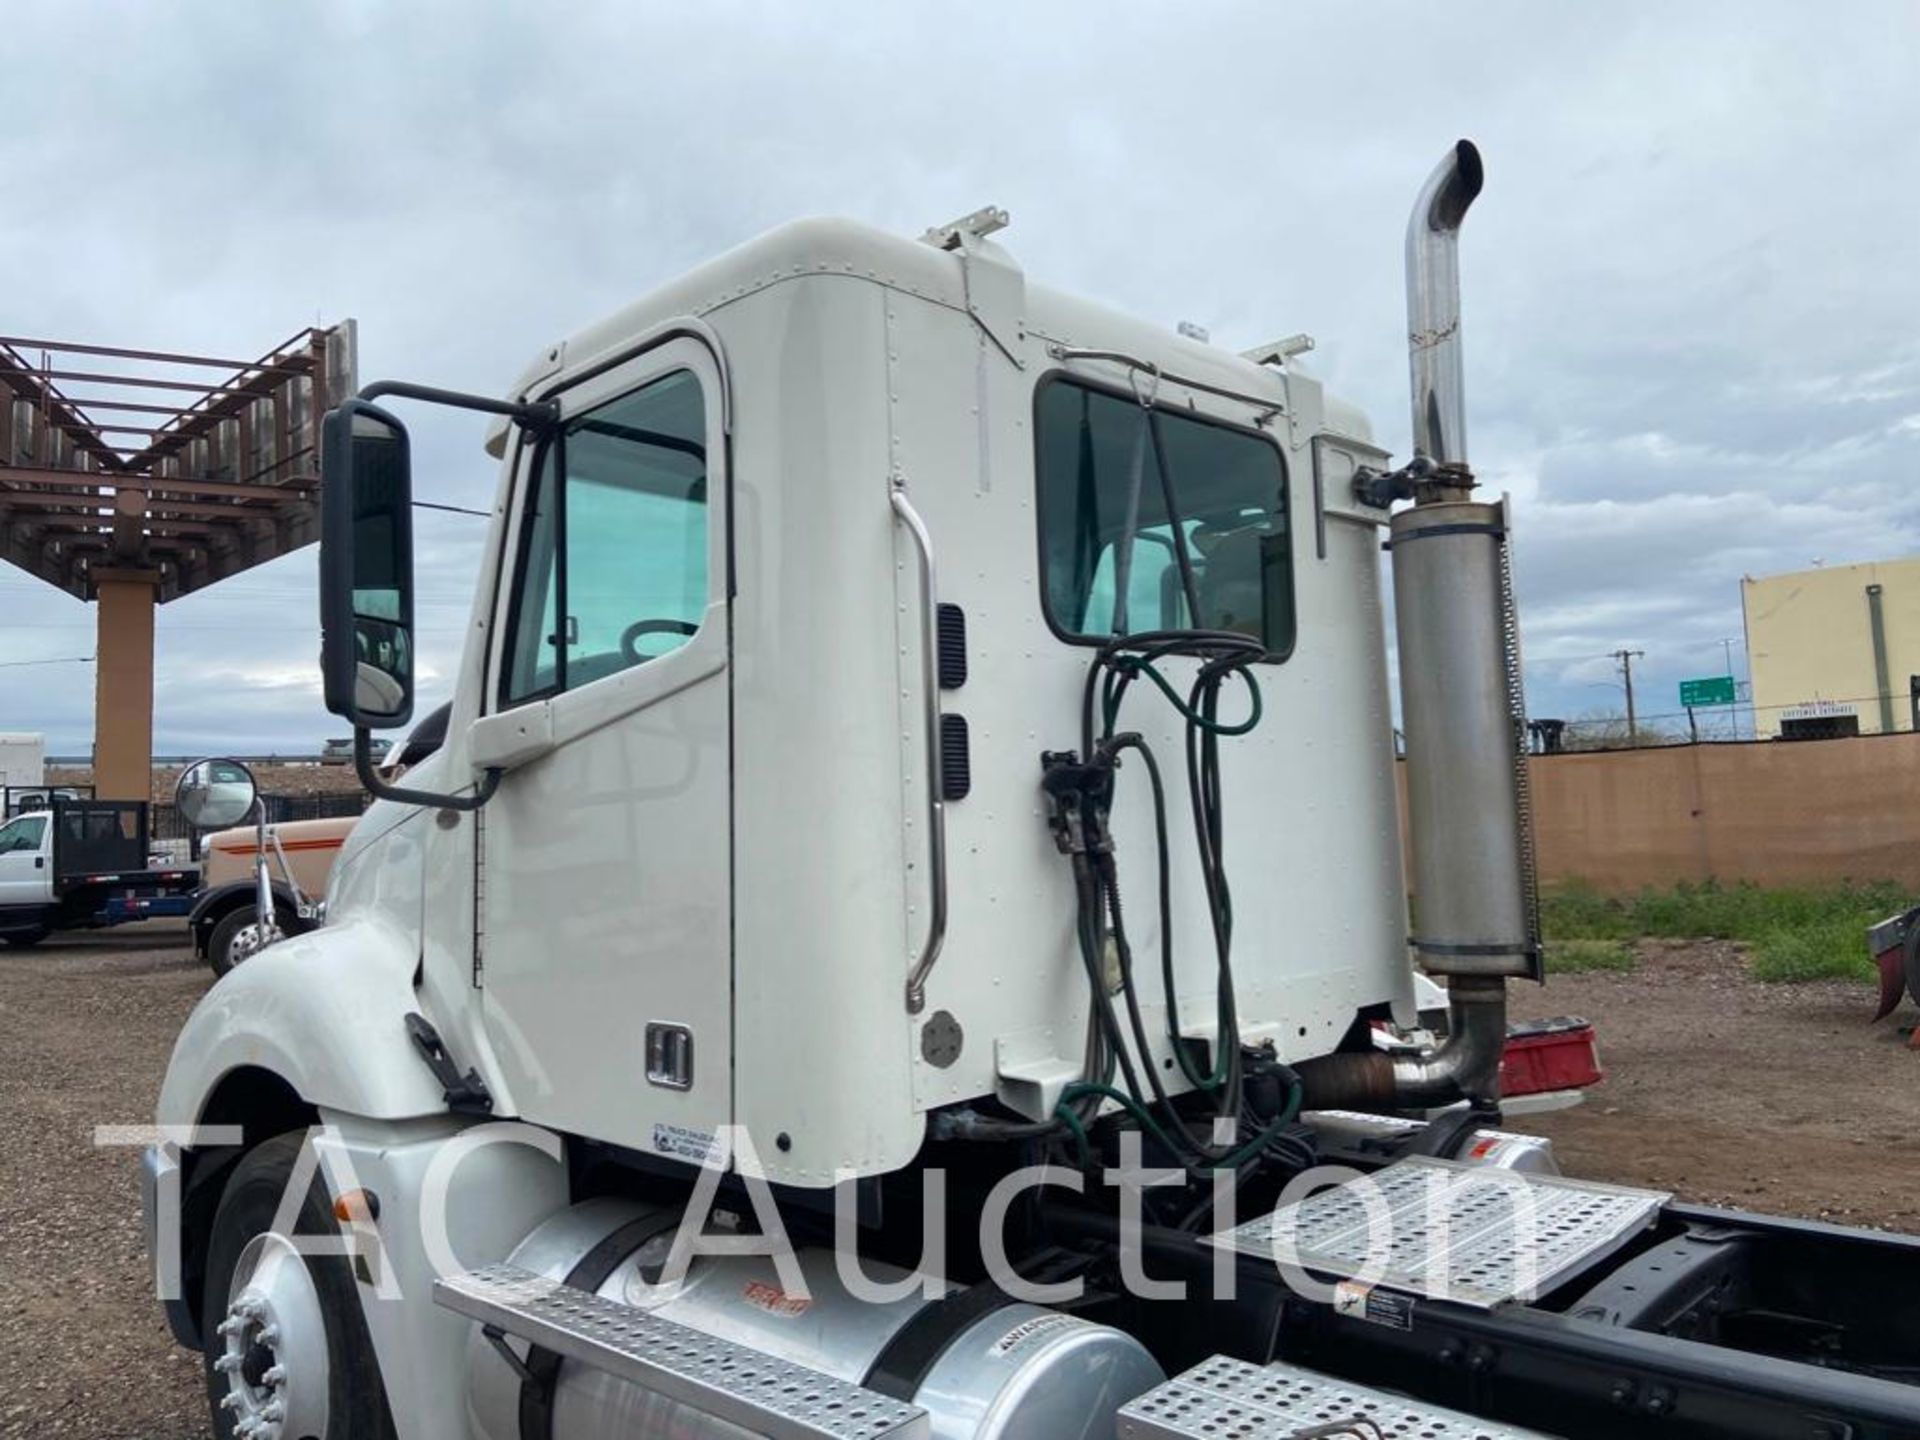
[183,708,445,972]
[187,814,353,973]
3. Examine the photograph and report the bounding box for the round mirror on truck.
[174,758,259,831]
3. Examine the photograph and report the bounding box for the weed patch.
[1539,879,1905,984]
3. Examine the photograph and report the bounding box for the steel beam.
[0,334,312,374]
[36,519,222,542]
[4,496,274,522]
[141,473,316,501]
[21,367,261,395]
[52,395,198,416]
[0,466,313,502]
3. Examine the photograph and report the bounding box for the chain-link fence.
[1530,692,1920,754]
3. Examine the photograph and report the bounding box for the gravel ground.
[1507,938,1920,1231]
[1,929,1914,1435]
[0,927,207,1439]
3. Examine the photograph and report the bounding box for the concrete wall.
[1742,554,1920,737]
[1520,733,1920,892]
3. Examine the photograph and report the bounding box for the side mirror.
[320,400,415,729]
[174,758,259,831]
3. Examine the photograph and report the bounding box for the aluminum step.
[1120,1356,1544,1439]
[1207,1156,1667,1309]
[434,1263,929,1439]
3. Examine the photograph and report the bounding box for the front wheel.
[202,1132,395,1440]
[0,927,49,949]
[207,905,288,977]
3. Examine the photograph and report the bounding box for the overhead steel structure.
[0,325,355,798]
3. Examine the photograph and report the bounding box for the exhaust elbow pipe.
[1384,977,1507,1108]
[1407,140,1484,479]
[1296,977,1508,1113]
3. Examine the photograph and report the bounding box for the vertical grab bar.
[891,478,948,1015]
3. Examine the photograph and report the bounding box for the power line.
[0,654,93,669]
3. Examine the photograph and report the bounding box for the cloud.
[1,1,1916,750]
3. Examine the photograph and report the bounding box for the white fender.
[157,914,447,1127]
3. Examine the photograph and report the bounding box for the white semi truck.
[143,143,1920,1440]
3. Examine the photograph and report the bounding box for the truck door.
[477,338,733,1164]
[0,813,50,908]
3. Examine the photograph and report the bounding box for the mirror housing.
[320,400,416,730]
[314,379,555,812]
[173,758,259,831]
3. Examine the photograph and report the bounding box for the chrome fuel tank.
[467,1200,1164,1440]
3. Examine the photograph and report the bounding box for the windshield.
[1035,377,1293,653]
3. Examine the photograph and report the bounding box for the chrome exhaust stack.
[1406,139,1484,487]
[1303,140,1537,1114]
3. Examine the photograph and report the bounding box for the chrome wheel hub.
[215,1231,329,1439]
[227,918,278,968]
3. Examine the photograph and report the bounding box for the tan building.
[1742,555,1920,739]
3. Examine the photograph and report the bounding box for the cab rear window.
[1035,377,1293,654]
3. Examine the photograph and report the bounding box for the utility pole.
[1612,648,1646,742]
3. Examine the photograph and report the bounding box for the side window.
[501,369,709,705]
[0,815,46,853]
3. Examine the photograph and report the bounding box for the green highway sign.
[1679,675,1737,708]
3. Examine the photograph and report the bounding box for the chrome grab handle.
[891,479,948,1015]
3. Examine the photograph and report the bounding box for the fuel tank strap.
[861,1280,1017,1401]
[517,1210,685,1440]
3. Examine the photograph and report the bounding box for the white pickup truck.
[0,798,198,946]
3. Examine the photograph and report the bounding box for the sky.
[1,1,1916,753]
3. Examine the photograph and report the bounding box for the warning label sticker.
[651,1123,721,1166]
[990,1312,1086,1357]
[742,1280,812,1318]
[1332,1280,1415,1331]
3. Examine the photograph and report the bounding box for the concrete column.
[91,567,159,801]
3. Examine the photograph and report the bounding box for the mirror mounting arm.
[353,730,501,814]
[358,380,558,432]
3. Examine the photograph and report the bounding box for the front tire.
[207,905,285,977]
[0,927,48,949]
[202,1133,395,1440]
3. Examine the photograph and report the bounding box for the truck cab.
[0,808,51,912]
[144,151,1920,1440]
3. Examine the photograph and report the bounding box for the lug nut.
[256,1324,280,1345]
[220,1392,244,1412]
[262,1365,287,1387]
[216,1317,244,1338]
[262,1401,285,1422]
[214,1354,243,1374]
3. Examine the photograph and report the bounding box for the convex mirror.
[174,758,259,831]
